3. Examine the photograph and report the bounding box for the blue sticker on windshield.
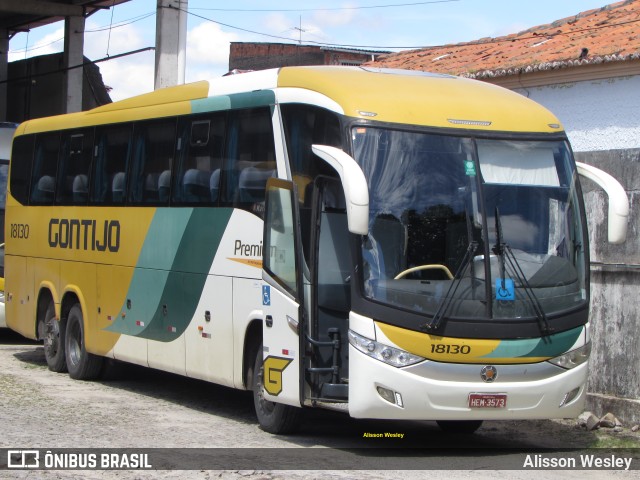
[495,278,515,301]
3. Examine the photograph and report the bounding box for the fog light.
[377,386,395,404]
[560,387,581,407]
[376,386,404,408]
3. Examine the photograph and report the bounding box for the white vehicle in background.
[0,122,17,328]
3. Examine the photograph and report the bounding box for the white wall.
[513,75,640,152]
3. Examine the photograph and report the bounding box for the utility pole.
[154,0,188,90]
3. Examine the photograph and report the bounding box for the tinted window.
[173,114,225,205]
[225,108,276,217]
[30,132,60,205]
[281,104,342,203]
[91,124,132,204]
[129,119,177,205]
[9,135,34,205]
[56,129,94,205]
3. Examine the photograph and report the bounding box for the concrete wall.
[7,53,111,123]
[576,149,640,424]
[514,78,640,423]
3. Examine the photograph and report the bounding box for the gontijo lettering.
[48,218,120,252]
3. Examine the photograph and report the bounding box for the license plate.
[468,393,507,408]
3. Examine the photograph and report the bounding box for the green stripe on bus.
[106,208,233,341]
[191,90,276,114]
[480,326,583,360]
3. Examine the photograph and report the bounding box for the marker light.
[348,330,424,367]
[548,342,591,369]
[560,387,581,407]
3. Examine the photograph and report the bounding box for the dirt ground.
[0,329,638,479]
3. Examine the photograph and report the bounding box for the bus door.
[261,178,305,407]
[305,177,351,403]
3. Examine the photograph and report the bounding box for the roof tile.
[368,0,640,79]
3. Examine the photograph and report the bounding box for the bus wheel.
[65,304,104,380]
[436,420,483,434]
[43,301,67,373]
[252,345,301,434]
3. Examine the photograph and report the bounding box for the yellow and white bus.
[0,122,18,328]
[5,66,628,434]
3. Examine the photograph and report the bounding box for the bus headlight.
[548,342,591,369]
[348,330,424,367]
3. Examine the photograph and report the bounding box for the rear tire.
[436,420,483,434]
[252,344,302,434]
[43,301,66,373]
[65,304,104,380]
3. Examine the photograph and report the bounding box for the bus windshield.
[352,126,587,323]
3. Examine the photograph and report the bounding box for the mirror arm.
[576,162,629,244]
[311,145,369,235]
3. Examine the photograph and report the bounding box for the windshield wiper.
[493,207,552,338]
[421,240,478,332]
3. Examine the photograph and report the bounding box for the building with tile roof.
[368,0,640,153]
[369,0,640,89]
[370,0,640,424]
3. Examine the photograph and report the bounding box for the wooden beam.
[0,0,83,17]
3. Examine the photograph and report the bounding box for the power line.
[0,47,155,86]
[179,5,640,51]
[183,9,313,44]
[190,0,460,13]
[10,36,64,55]
[8,12,156,56]
[85,12,156,33]
[10,2,640,60]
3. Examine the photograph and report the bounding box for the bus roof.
[16,66,563,135]
[276,66,563,133]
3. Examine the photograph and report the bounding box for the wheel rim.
[67,320,82,368]
[44,316,59,358]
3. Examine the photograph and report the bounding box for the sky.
[7,0,618,101]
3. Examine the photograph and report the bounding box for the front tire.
[43,301,66,373]
[65,304,104,380]
[252,344,302,434]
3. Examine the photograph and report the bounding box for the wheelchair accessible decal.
[262,285,271,306]
[495,278,515,301]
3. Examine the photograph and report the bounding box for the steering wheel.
[394,264,454,280]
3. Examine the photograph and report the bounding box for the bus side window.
[9,135,35,206]
[172,114,225,205]
[129,119,177,205]
[30,132,60,205]
[56,129,94,205]
[225,108,276,218]
[91,124,132,204]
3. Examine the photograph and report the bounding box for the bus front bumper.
[347,344,588,420]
